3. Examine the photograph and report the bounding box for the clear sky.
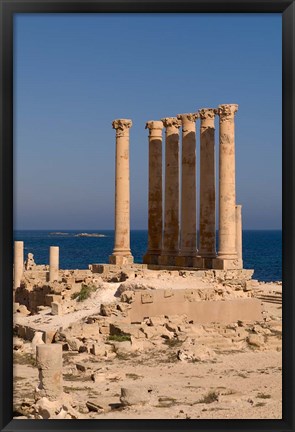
[14,13,282,230]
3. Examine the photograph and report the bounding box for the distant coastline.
[74,233,107,238]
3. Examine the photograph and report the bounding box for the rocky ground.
[13,268,282,420]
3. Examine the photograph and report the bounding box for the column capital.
[146,120,164,138]
[199,108,217,121]
[145,120,164,131]
[112,119,132,133]
[177,112,199,123]
[161,117,181,129]
[218,104,238,122]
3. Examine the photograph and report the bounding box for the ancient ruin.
[12,106,282,420]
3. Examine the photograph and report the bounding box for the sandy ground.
[13,274,282,420]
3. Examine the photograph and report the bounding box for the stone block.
[110,322,143,339]
[99,325,110,335]
[45,294,62,307]
[109,255,134,266]
[158,255,177,266]
[212,258,243,270]
[163,290,174,298]
[142,253,160,265]
[192,256,205,269]
[51,302,62,316]
[120,386,156,407]
[141,293,153,304]
[175,255,194,268]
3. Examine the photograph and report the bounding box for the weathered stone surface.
[51,302,62,316]
[177,342,216,362]
[247,334,265,348]
[109,119,134,265]
[66,337,83,352]
[110,322,144,339]
[36,344,63,401]
[177,113,198,265]
[120,386,156,407]
[49,246,59,282]
[143,120,164,266]
[86,401,104,412]
[25,253,36,271]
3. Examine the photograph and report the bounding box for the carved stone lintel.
[218,104,238,122]
[112,119,133,133]
[199,108,217,121]
[161,117,181,129]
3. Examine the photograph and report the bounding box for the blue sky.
[14,13,282,230]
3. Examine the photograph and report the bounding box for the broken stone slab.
[86,401,104,413]
[177,344,217,362]
[140,324,174,340]
[109,322,144,339]
[76,363,89,373]
[90,343,114,357]
[247,334,265,348]
[120,290,135,304]
[100,303,118,317]
[120,385,157,407]
[66,337,83,352]
[148,315,167,327]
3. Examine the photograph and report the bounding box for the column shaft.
[49,246,59,282]
[36,344,63,401]
[213,104,239,270]
[14,241,24,290]
[109,119,134,266]
[143,121,163,265]
[159,117,181,266]
[235,204,243,267]
[176,113,198,267]
[198,108,217,268]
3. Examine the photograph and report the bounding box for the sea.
[14,230,282,282]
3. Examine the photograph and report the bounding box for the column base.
[175,255,195,267]
[109,255,134,266]
[192,256,205,269]
[158,254,178,266]
[212,258,243,270]
[193,257,215,269]
[142,253,161,265]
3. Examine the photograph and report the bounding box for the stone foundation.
[128,289,262,324]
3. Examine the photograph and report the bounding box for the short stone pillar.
[143,121,164,265]
[14,241,24,290]
[159,117,181,266]
[49,246,59,282]
[235,204,243,267]
[176,113,198,267]
[213,104,239,270]
[109,119,134,266]
[36,344,63,401]
[197,108,217,269]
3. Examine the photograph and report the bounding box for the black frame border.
[0,1,294,431]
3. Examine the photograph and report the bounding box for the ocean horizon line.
[14,228,283,232]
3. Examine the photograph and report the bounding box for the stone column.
[49,246,59,282]
[175,113,198,268]
[235,204,243,267]
[14,241,24,290]
[36,344,63,401]
[143,121,164,265]
[158,117,181,267]
[109,119,134,266]
[197,108,217,269]
[213,104,239,270]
